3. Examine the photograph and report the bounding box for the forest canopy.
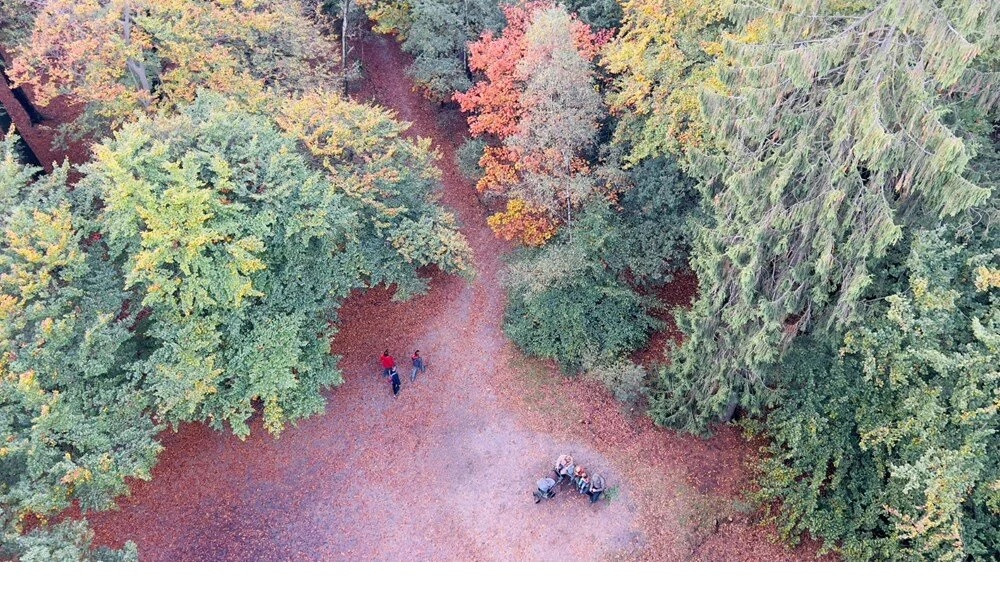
[2,0,999,563]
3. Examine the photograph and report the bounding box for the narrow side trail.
[88,33,823,561]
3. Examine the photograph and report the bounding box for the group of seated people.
[534,454,607,504]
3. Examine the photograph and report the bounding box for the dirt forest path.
[85,33,823,561]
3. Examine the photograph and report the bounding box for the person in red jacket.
[380,350,396,377]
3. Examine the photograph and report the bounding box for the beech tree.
[8,0,338,135]
[602,0,732,163]
[78,95,354,437]
[0,139,157,561]
[650,0,1000,432]
[277,90,475,298]
[3,90,473,559]
[78,93,472,437]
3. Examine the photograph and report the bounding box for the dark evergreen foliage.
[503,206,661,371]
[564,0,623,30]
[605,156,700,286]
[755,230,1000,561]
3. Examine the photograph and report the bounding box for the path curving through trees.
[85,33,823,561]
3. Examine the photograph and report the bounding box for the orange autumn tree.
[455,1,607,246]
[8,0,337,136]
[485,198,558,246]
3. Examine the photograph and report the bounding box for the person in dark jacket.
[410,350,426,382]
[534,477,557,503]
[388,367,402,398]
[587,474,606,503]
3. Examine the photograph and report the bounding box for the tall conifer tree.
[652,0,1000,432]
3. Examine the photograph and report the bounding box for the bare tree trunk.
[123,6,152,108]
[564,153,572,242]
[0,66,44,124]
[462,0,469,75]
[720,395,739,423]
[342,0,351,95]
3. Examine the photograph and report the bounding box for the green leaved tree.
[564,0,623,30]
[602,0,732,163]
[362,0,506,101]
[503,205,661,372]
[277,91,475,299]
[8,0,339,137]
[0,138,159,561]
[404,0,506,101]
[78,93,472,438]
[2,92,473,559]
[0,0,35,48]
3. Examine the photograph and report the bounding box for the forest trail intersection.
[86,34,821,562]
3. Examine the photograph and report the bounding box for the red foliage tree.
[455,1,607,201]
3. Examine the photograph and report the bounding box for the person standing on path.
[410,350,426,382]
[574,466,590,495]
[388,367,402,398]
[587,474,606,504]
[380,349,396,377]
[554,454,575,485]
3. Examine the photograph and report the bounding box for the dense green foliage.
[0,0,35,48]
[502,155,697,370]
[463,3,696,374]
[604,157,699,286]
[0,89,472,559]
[0,141,159,561]
[79,95,358,438]
[503,207,660,371]
[456,137,488,181]
[364,0,506,101]
[603,0,1000,561]
[754,230,1000,560]
[502,159,697,373]
[404,0,506,100]
[4,0,999,564]
[277,91,474,299]
[7,519,139,562]
[564,0,623,30]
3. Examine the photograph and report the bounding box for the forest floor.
[5,32,825,561]
[0,48,89,172]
